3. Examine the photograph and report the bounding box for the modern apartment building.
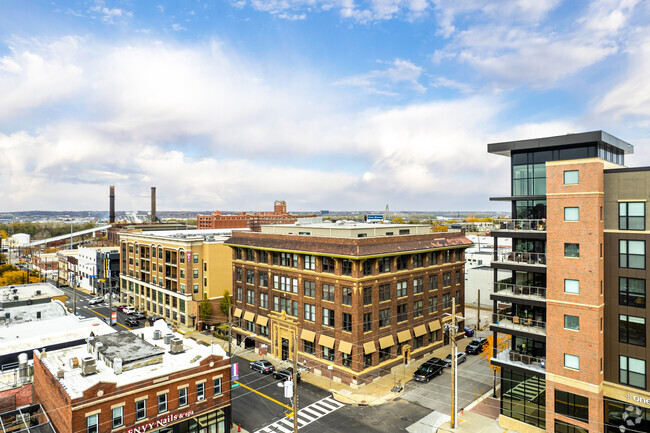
[197,201,317,231]
[119,230,242,328]
[488,131,650,433]
[225,222,472,386]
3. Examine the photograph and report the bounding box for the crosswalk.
[254,396,344,433]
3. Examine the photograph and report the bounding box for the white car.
[88,297,104,305]
[122,306,136,315]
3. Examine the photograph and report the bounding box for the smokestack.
[109,186,115,223]
[151,187,157,223]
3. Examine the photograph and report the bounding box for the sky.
[1,0,650,213]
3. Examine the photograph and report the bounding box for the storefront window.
[501,367,546,429]
[605,397,650,432]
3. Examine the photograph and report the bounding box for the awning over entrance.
[397,330,412,343]
[300,329,316,342]
[319,335,335,349]
[339,341,352,354]
[243,311,255,322]
[233,308,242,318]
[256,316,268,327]
[429,320,441,332]
[379,335,395,349]
[363,341,376,354]
[414,324,427,337]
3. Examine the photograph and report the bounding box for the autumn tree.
[220,290,232,317]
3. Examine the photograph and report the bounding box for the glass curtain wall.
[501,367,546,429]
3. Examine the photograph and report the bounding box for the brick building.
[488,131,650,433]
[197,201,317,231]
[33,323,231,433]
[225,222,472,386]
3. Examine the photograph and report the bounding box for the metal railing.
[492,219,546,232]
[493,282,546,299]
[494,251,546,266]
[492,313,546,335]
[493,347,546,372]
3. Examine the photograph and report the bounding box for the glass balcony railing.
[492,219,546,232]
[494,251,546,266]
[492,313,546,336]
[493,282,546,299]
[493,347,546,374]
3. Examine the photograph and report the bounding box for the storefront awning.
[301,329,316,342]
[397,330,412,343]
[319,335,335,349]
[339,341,352,355]
[256,316,268,327]
[363,341,376,354]
[429,320,441,332]
[243,311,255,322]
[414,325,427,337]
[379,335,395,349]
[233,308,242,318]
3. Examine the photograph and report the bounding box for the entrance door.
[281,338,289,360]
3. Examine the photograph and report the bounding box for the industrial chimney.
[109,186,115,223]
[151,187,157,223]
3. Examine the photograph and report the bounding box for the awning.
[363,341,376,354]
[233,308,242,318]
[243,311,255,322]
[429,320,441,332]
[319,335,335,349]
[256,316,268,327]
[301,329,315,342]
[379,335,395,349]
[339,341,352,355]
[397,330,412,343]
[414,325,427,337]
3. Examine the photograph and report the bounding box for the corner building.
[225,222,472,386]
[489,131,650,433]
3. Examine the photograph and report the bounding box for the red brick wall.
[33,352,73,433]
[0,384,32,410]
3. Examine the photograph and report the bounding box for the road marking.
[254,396,344,433]
[233,381,293,412]
[88,309,131,330]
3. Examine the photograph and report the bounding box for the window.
[364,353,373,368]
[342,287,352,305]
[322,284,335,302]
[304,255,316,270]
[87,414,98,433]
[564,279,580,294]
[197,382,205,401]
[620,355,646,388]
[342,259,352,276]
[322,257,335,273]
[564,243,579,258]
[378,347,390,363]
[620,240,646,269]
[414,300,423,317]
[214,377,222,395]
[455,270,461,285]
[619,202,645,230]
[193,269,199,278]
[259,273,268,287]
[430,252,439,266]
[564,170,579,185]
[194,284,199,294]
[236,287,242,301]
[322,346,334,361]
[259,251,268,264]
[259,324,268,337]
[396,281,408,297]
[555,390,588,423]
[280,252,297,268]
[323,308,335,327]
[379,257,391,273]
[443,250,452,263]
[342,312,352,332]
[363,260,372,276]
[396,255,409,270]
[397,304,408,322]
[442,293,451,309]
[303,280,315,298]
[158,393,168,413]
[619,314,646,346]
[564,207,579,221]
[413,253,423,268]
[136,399,147,420]
[413,278,423,294]
[429,275,438,290]
[246,290,255,305]
[235,268,242,282]
[564,315,579,330]
[443,272,451,287]
[193,254,199,264]
[379,284,391,302]
[554,420,588,433]
[246,270,255,285]
[260,293,268,309]
[304,304,315,321]
[178,387,188,406]
[245,249,255,261]
[564,354,579,370]
[112,407,123,428]
[429,296,438,313]
[342,352,352,367]
[363,313,372,332]
[619,277,646,308]
[379,308,390,327]
[304,340,315,354]
[363,287,372,305]
[180,269,185,279]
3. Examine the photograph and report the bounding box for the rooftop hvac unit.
[57,369,64,379]
[169,337,184,354]
[95,342,103,360]
[12,295,19,301]
[113,357,122,375]
[69,357,79,369]
[87,337,95,353]
[18,353,29,384]
[11,288,17,294]
[153,330,162,340]
[81,357,96,376]
[163,333,173,344]
[35,290,41,295]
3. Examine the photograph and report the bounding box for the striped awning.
[301,329,316,342]
[319,335,335,349]
[233,308,242,318]
[339,341,352,355]
[429,320,441,332]
[363,341,376,354]
[397,330,412,343]
[243,311,255,322]
[379,335,395,349]
[256,316,268,327]
[414,325,427,337]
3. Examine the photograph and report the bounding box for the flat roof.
[93,331,165,365]
[487,130,633,157]
[0,283,64,302]
[126,228,249,243]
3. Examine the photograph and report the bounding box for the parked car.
[148,316,162,325]
[122,306,136,315]
[413,358,446,383]
[134,312,146,320]
[250,360,275,374]
[125,318,139,327]
[116,305,127,312]
[464,327,475,337]
[273,367,301,382]
[88,296,104,305]
[442,352,467,367]
[466,337,489,355]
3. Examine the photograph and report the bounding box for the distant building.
[197,201,317,231]
[77,247,120,295]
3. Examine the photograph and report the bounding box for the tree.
[199,295,212,323]
[220,290,232,317]
[391,217,405,224]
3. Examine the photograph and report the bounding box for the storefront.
[500,367,546,430]
[605,397,650,432]
[128,409,229,433]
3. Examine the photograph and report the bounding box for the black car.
[250,360,275,374]
[125,318,139,327]
[148,316,162,325]
[134,312,146,320]
[413,358,445,383]
[273,367,301,382]
[466,337,489,355]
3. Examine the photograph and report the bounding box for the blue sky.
[1,0,650,213]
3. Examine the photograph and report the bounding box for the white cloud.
[171,23,187,31]
[89,1,133,23]
[334,58,426,94]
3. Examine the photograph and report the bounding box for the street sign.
[232,363,239,381]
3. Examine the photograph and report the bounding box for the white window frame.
[178,387,188,407]
[197,382,205,401]
[564,170,579,185]
[564,354,580,370]
[214,377,222,395]
[564,207,579,221]
[112,407,123,428]
[87,414,98,433]
[564,279,580,294]
[158,393,168,413]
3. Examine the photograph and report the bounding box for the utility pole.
[228,304,232,357]
[477,289,481,331]
[293,336,298,433]
[451,298,457,429]
[73,266,77,316]
[106,255,112,312]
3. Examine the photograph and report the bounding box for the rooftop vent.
[163,334,173,344]
[57,369,64,379]
[153,330,162,340]
[35,290,41,295]
[169,337,184,354]
[81,357,96,376]
[95,342,103,360]
[69,357,79,369]
[113,357,123,375]
[12,295,19,301]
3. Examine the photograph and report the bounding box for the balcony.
[493,281,546,301]
[493,252,546,268]
[492,219,546,232]
[492,347,546,374]
[491,313,546,337]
